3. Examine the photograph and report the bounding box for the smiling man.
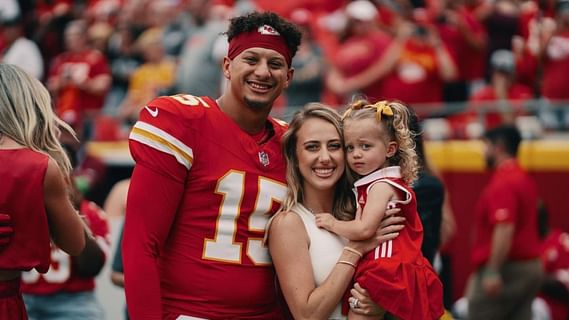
[122,11,301,319]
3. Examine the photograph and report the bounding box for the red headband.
[228,25,292,67]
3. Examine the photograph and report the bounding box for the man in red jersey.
[123,11,302,319]
[466,125,544,320]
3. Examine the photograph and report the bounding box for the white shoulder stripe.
[129,121,193,170]
[134,121,194,158]
[368,179,412,205]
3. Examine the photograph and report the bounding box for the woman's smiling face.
[295,117,345,193]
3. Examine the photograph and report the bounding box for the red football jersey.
[125,95,288,319]
[0,149,51,273]
[21,200,110,294]
[48,49,110,125]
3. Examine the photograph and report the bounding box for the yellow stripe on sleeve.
[129,121,194,170]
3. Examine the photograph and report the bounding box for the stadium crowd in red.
[1,0,569,141]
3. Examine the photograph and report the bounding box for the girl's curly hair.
[343,99,419,184]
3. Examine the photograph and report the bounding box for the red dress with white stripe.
[353,167,444,320]
[125,95,288,319]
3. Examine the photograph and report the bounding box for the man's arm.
[483,222,514,296]
[123,164,184,319]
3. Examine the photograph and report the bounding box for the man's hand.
[0,213,14,246]
[315,213,336,231]
[482,268,503,296]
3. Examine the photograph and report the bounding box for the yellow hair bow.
[342,100,394,122]
[372,101,393,122]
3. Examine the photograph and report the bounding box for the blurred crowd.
[1,0,569,143]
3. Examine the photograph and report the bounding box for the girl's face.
[344,118,397,177]
[295,117,345,193]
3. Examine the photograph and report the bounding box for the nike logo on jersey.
[145,106,159,117]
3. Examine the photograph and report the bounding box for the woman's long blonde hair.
[280,103,356,221]
[343,99,419,184]
[0,64,76,177]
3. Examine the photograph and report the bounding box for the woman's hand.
[347,205,404,255]
[378,205,405,243]
[348,283,385,317]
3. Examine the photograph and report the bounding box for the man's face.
[224,47,293,112]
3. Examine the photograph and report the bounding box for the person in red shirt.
[537,0,569,130]
[469,50,533,127]
[449,49,534,137]
[123,11,302,319]
[327,16,458,107]
[537,203,569,320]
[0,64,88,319]
[325,0,394,104]
[466,125,544,320]
[47,19,111,139]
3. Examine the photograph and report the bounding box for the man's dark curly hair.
[225,11,302,61]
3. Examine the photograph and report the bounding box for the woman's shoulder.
[265,208,309,245]
[44,157,66,188]
[270,209,304,230]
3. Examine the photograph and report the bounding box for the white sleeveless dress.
[290,204,347,320]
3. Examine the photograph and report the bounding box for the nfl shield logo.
[258,151,270,167]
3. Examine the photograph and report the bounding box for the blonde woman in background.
[0,64,89,319]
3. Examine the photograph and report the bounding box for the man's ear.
[284,68,295,89]
[387,141,398,158]
[222,57,231,80]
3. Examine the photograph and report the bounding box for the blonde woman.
[267,103,403,319]
[0,64,88,319]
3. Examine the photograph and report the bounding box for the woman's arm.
[269,211,362,320]
[44,158,86,256]
[270,207,403,320]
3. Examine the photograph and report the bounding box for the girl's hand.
[315,213,336,231]
[349,282,386,317]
